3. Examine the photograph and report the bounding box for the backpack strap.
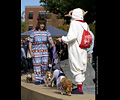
[75,20,90,48]
[75,20,89,31]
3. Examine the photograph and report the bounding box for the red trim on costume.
[75,20,85,23]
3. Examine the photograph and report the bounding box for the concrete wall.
[21,74,95,100]
[21,86,61,100]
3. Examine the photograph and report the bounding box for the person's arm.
[56,21,78,43]
[29,31,34,57]
[47,31,55,47]
[61,21,78,43]
[29,43,32,52]
[50,40,55,47]
[29,43,34,57]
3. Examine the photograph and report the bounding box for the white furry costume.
[62,8,90,84]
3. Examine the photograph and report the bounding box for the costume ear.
[83,11,88,16]
[64,10,73,17]
[69,10,73,16]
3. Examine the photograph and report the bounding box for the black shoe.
[35,81,40,85]
[40,80,45,84]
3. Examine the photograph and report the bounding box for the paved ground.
[82,85,95,95]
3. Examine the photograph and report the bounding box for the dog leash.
[50,45,59,71]
[59,42,61,68]
[50,43,67,93]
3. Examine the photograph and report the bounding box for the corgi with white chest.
[44,71,55,87]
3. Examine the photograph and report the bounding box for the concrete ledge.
[21,86,61,100]
[21,74,95,100]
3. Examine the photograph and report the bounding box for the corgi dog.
[44,71,55,87]
[53,69,74,96]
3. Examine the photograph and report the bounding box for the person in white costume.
[57,8,89,94]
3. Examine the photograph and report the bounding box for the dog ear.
[66,87,69,92]
[51,71,53,74]
[46,71,48,74]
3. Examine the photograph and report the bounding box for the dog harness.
[57,72,66,91]
[58,73,66,78]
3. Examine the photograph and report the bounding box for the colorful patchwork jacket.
[29,30,53,57]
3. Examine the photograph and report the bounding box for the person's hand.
[56,38,62,43]
[30,51,34,57]
[52,44,55,47]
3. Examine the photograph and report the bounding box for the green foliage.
[57,25,69,32]
[89,23,95,35]
[21,11,27,33]
[57,23,96,37]
[40,0,96,24]
[88,23,96,40]
[40,0,96,39]
[21,22,27,33]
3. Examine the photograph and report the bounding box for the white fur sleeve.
[62,21,78,43]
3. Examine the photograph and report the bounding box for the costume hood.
[72,8,83,20]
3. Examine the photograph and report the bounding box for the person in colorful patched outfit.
[29,17,54,85]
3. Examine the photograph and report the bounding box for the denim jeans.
[22,58,28,73]
[27,58,33,69]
